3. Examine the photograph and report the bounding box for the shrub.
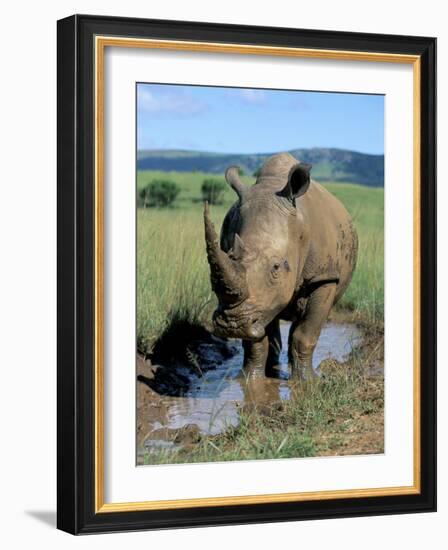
[138,186,150,208]
[201,178,226,205]
[140,179,180,208]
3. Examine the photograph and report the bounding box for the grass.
[137,208,213,353]
[142,342,384,465]
[137,170,384,354]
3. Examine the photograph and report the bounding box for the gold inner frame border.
[94,36,421,513]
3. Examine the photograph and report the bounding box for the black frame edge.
[57,14,78,535]
[419,36,437,514]
[57,14,437,535]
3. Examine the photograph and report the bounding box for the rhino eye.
[271,262,281,279]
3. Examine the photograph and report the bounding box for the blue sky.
[137,83,384,155]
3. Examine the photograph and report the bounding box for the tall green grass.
[137,171,384,353]
[137,208,213,353]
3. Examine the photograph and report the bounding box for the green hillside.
[137,147,384,187]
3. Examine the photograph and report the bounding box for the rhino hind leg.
[265,319,283,379]
[288,282,337,380]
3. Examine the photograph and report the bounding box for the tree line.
[138,174,247,208]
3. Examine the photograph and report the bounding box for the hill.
[137,147,384,187]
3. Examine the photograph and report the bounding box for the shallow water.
[139,322,362,456]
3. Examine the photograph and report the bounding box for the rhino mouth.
[213,307,265,341]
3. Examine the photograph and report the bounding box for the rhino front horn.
[203,202,247,304]
[225,166,247,202]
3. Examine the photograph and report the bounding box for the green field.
[137,170,384,354]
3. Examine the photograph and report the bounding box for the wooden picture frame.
[57,14,436,534]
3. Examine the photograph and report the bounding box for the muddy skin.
[204,152,358,381]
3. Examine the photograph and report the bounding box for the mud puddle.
[137,322,362,460]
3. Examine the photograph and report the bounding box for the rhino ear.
[277,163,312,206]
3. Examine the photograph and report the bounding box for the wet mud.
[137,321,363,461]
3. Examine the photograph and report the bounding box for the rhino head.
[204,153,312,341]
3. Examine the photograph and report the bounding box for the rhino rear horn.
[232,234,246,259]
[225,166,247,202]
[277,163,312,205]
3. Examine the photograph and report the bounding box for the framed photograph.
[57,14,436,534]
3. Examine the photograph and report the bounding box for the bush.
[201,178,226,205]
[139,179,180,208]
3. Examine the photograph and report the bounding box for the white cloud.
[137,87,206,115]
[237,89,267,105]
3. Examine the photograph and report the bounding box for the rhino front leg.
[243,319,283,379]
[243,337,269,379]
[289,283,337,380]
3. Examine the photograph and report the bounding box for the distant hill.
[137,147,384,187]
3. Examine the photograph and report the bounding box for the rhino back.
[298,181,358,299]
